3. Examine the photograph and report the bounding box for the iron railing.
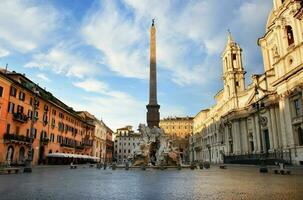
[223,150,292,165]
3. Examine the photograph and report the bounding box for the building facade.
[0,70,96,165]
[160,117,193,139]
[190,0,303,166]
[114,126,141,164]
[105,126,114,163]
[160,116,193,162]
[78,111,108,163]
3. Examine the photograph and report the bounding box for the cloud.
[25,46,100,78]
[0,47,9,57]
[0,0,60,53]
[82,0,148,79]
[80,0,271,86]
[72,78,186,130]
[37,73,50,82]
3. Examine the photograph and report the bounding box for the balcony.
[76,145,85,150]
[4,133,32,144]
[40,137,49,145]
[13,113,28,123]
[60,143,75,148]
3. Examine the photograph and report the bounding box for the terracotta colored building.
[105,126,114,163]
[0,70,95,166]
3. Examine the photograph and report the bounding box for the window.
[232,54,237,60]
[293,98,302,117]
[28,110,33,119]
[10,87,17,97]
[8,102,15,113]
[19,91,25,101]
[0,86,3,97]
[286,25,294,46]
[17,105,24,113]
[16,126,20,134]
[34,111,39,119]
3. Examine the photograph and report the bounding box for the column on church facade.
[242,118,249,154]
[274,106,282,148]
[233,120,241,154]
[224,126,229,155]
[266,110,275,151]
[284,97,295,147]
[279,99,288,148]
[269,107,278,149]
[253,114,261,153]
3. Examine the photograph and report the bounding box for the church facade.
[190,0,303,166]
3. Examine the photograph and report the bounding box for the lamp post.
[254,86,268,173]
[24,84,39,173]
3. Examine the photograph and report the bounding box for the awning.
[47,153,100,161]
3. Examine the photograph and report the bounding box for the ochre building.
[160,117,193,139]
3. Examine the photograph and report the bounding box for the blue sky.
[0,0,273,130]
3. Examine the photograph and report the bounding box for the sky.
[0,0,273,131]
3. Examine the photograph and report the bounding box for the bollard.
[190,163,196,170]
[125,163,129,170]
[141,164,146,170]
[103,163,107,170]
[203,162,210,169]
[112,163,116,170]
[177,164,182,170]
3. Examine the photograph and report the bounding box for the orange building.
[0,70,95,166]
[105,126,114,163]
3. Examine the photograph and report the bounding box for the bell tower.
[222,31,246,99]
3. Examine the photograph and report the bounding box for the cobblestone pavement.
[0,165,302,200]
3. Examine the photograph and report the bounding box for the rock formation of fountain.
[128,124,181,167]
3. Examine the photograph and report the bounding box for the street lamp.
[24,84,39,173]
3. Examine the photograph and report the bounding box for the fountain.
[129,124,181,167]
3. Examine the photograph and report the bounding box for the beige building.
[114,126,141,164]
[160,117,193,139]
[191,0,303,166]
[78,111,107,162]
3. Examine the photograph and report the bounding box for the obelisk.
[146,19,160,128]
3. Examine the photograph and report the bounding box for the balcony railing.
[60,143,75,148]
[13,113,28,123]
[40,137,49,145]
[76,145,85,150]
[4,133,32,144]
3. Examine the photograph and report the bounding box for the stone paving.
[0,165,302,200]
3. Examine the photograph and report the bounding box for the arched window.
[6,146,14,161]
[286,25,294,46]
[19,147,25,161]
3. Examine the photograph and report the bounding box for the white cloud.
[82,0,148,79]
[0,47,9,57]
[25,46,100,78]
[0,0,60,52]
[37,73,50,82]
